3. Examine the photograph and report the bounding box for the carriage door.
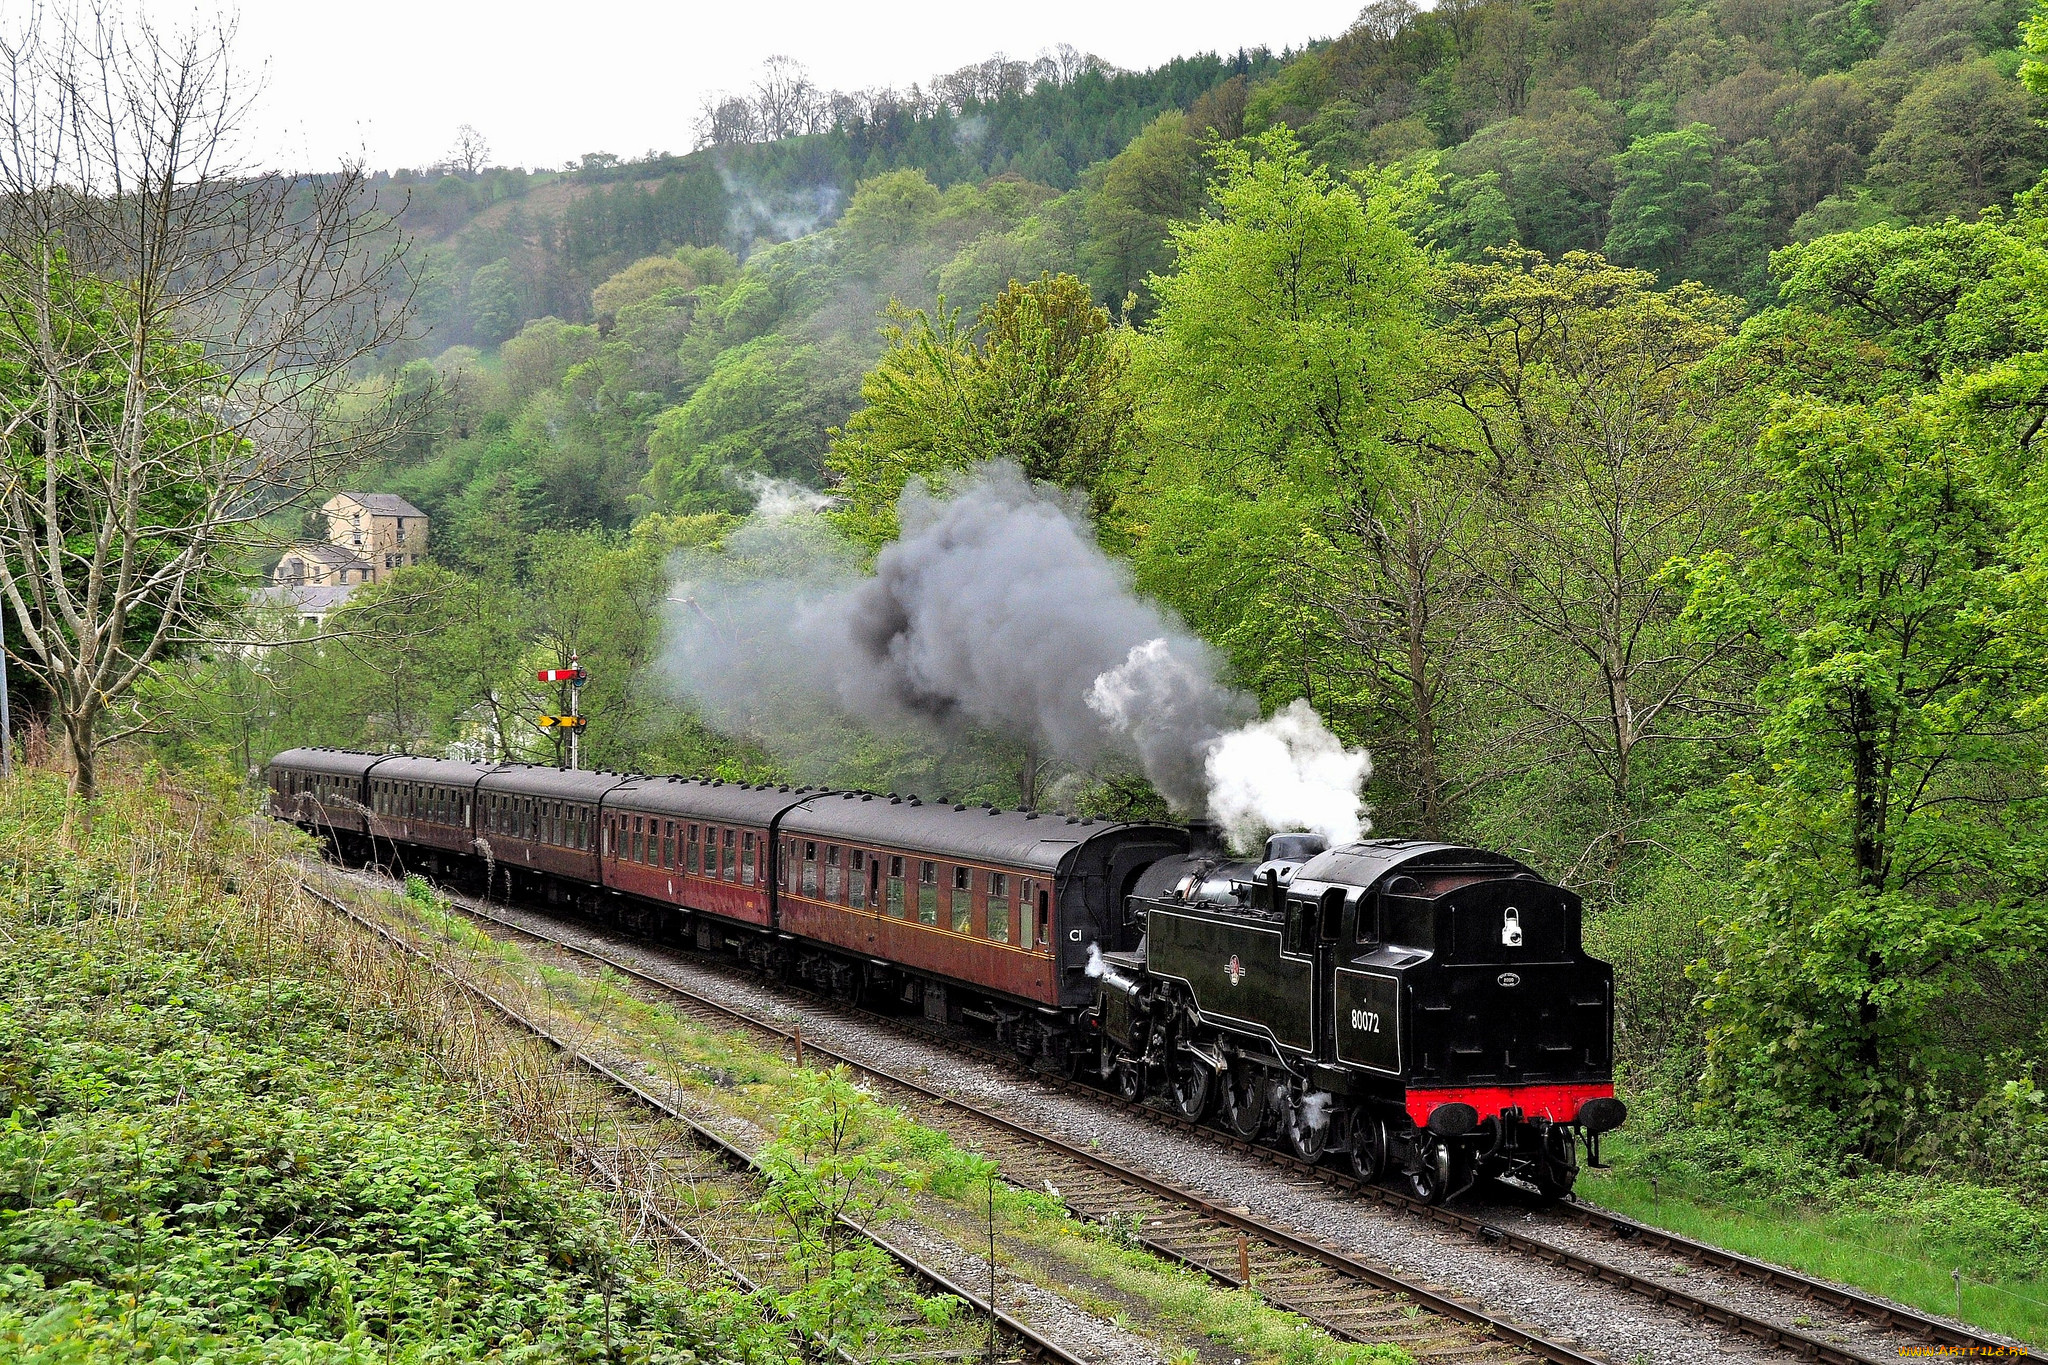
[1313,887,1348,1061]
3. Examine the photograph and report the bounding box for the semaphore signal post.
[537,655,588,769]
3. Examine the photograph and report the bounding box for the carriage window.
[662,822,674,868]
[886,856,905,917]
[850,849,867,909]
[824,845,842,900]
[1037,887,1050,950]
[630,816,642,863]
[802,841,818,896]
[951,866,973,933]
[687,825,700,873]
[987,872,1009,943]
[784,839,798,891]
[918,861,938,925]
[721,828,736,880]
[742,832,756,885]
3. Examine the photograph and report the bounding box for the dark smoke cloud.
[661,463,1250,807]
[661,463,1374,847]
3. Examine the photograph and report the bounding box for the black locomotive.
[270,748,1623,1202]
[1091,829,1623,1203]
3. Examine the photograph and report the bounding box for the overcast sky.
[173,0,1364,172]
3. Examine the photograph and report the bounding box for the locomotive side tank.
[1103,837,1625,1202]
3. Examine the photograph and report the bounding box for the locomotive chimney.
[1184,819,1224,858]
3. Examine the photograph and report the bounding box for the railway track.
[323,865,2030,1364]
[300,880,1086,1365]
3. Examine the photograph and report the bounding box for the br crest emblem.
[1225,954,1244,986]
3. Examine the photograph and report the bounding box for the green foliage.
[828,273,1136,545]
[1678,394,2048,1152]
[0,779,766,1364]
[750,1068,945,1352]
[1125,130,1426,710]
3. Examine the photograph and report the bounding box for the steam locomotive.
[269,747,1624,1202]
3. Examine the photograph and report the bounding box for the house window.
[384,553,394,569]
[350,511,362,546]
[918,861,938,925]
[396,518,407,545]
[952,866,973,933]
[987,872,1009,943]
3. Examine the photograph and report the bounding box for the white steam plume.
[1203,699,1372,850]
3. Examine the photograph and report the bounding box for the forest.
[117,0,2048,1321]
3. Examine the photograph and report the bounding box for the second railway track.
[316,861,2029,1365]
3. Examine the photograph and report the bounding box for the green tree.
[1866,61,2048,222]
[829,274,1136,545]
[467,258,525,343]
[1083,111,1206,312]
[1677,394,2048,1152]
[1426,248,1744,881]
[643,334,861,512]
[1125,129,1427,709]
[2026,0,2048,98]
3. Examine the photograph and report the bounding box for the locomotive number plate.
[1334,969,1401,1075]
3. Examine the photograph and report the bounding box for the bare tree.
[447,123,490,176]
[1312,486,1487,838]
[1429,249,1746,886]
[0,9,416,827]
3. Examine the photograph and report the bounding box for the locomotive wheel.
[1169,1050,1215,1121]
[1218,1061,1266,1140]
[1406,1140,1450,1205]
[1285,1094,1333,1163]
[1348,1113,1389,1184]
[1115,1054,1144,1102]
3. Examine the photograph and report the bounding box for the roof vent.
[987,807,1000,816]
[861,793,873,801]
[1065,816,1078,824]
[1080,817,1095,825]
[910,798,922,807]
[1025,812,1039,820]
[890,796,902,804]
[954,803,967,811]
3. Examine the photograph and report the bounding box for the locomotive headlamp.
[1425,1102,1479,1137]
[1501,906,1524,947]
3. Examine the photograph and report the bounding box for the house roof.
[283,542,369,568]
[330,491,426,518]
[255,584,357,612]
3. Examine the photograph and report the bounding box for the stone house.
[321,492,429,581]
[267,492,429,612]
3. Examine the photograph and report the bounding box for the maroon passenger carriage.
[265,749,1184,1068]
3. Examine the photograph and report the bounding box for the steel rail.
[373,875,1637,1365]
[300,880,1085,1365]
[322,860,2033,1363]
[402,872,2033,1365]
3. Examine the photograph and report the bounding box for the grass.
[0,765,788,1364]
[1580,1131,2048,1349]
[377,867,1415,1365]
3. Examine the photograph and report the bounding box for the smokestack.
[1185,819,1225,858]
